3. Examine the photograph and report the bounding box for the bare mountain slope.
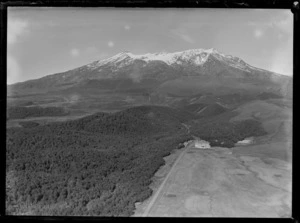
[7,48,292,113]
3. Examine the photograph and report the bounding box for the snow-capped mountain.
[85,48,265,74]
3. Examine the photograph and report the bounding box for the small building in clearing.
[236,137,253,146]
[194,140,211,149]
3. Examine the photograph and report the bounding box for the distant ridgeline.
[7,106,69,119]
[6,105,266,216]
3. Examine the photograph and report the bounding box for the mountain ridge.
[9,48,291,86]
[7,48,292,105]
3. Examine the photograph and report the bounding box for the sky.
[7,7,293,84]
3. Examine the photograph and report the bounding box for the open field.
[134,142,291,217]
[134,100,292,217]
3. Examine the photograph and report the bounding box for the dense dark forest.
[6,106,193,216]
[7,106,69,119]
[191,118,267,147]
[6,105,267,216]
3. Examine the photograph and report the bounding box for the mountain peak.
[85,48,262,73]
[115,51,130,56]
[8,47,291,100]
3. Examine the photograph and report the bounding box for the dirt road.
[142,140,195,216]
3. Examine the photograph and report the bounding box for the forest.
[191,118,267,147]
[6,106,193,216]
[6,105,267,216]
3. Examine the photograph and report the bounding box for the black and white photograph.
[5,6,293,217]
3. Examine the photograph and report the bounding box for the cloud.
[171,29,194,44]
[7,56,21,84]
[8,18,29,45]
[124,25,131,30]
[108,41,114,48]
[70,48,80,57]
[254,29,263,39]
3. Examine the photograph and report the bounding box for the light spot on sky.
[8,18,29,45]
[124,25,131,30]
[70,48,80,57]
[108,41,114,48]
[254,29,263,39]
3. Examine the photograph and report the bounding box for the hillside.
[6,104,268,216]
[57,105,195,135]
[7,48,292,116]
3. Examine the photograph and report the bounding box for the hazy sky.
[7,7,293,84]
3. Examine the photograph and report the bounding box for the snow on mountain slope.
[8,47,292,99]
[84,48,274,75]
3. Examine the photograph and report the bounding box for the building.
[194,140,211,149]
[184,140,194,147]
[236,137,253,146]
